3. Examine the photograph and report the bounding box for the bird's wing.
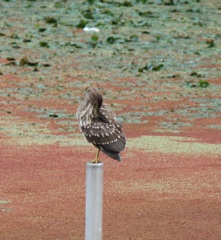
[81,122,126,152]
[99,106,122,130]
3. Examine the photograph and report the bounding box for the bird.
[76,88,126,163]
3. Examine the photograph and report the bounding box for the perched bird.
[76,88,126,163]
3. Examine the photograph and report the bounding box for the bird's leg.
[92,149,100,163]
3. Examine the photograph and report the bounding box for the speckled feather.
[76,88,126,161]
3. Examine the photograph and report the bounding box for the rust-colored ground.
[1,0,221,239]
[1,102,221,240]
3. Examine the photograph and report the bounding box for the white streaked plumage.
[76,88,126,161]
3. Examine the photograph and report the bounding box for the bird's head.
[85,88,103,111]
[76,88,103,125]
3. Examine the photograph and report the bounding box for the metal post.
[85,162,104,240]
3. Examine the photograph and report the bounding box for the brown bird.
[76,88,126,163]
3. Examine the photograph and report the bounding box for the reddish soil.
[1,116,221,240]
[1,0,221,239]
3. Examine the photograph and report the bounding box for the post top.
[86,162,103,167]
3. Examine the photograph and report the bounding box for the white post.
[85,162,104,240]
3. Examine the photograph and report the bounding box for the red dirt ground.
[0,73,221,240]
[0,71,221,240]
[0,0,221,238]
[1,117,221,240]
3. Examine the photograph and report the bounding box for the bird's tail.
[101,148,122,162]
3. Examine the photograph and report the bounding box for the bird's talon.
[90,149,101,163]
[91,159,100,164]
